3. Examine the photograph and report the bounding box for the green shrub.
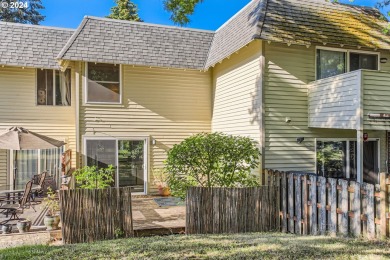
[74,165,115,189]
[165,132,261,198]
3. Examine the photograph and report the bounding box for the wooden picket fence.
[59,187,134,244]
[186,186,279,234]
[265,169,389,239]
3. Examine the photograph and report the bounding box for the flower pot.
[1,224,12,234]
[16,220,31,233]
[158,186,171,196]
[44,215,60,231]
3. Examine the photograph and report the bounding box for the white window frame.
[36,69,71,106]
[315,46,380,80]
[83,136,149,195]
[84,63,122,105]
[315,138,380,179]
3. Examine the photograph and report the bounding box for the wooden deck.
[0,197,48,230]
[132,197,185,235]
[0,196,185,248]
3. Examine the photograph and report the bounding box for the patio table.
[0,184,40,203]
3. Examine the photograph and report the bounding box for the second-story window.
[350,53,378,71]
[316,48,379,80]
[316,49,346,80]
[37,69,71,106]
[87,63,121,103]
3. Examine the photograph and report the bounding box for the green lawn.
[0,233,389,259]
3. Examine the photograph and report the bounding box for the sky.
[40,0,390,30]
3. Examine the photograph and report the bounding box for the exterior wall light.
[296,137,304,144]
[380,58,388,63]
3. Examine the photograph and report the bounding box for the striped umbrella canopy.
[0,127,65,150]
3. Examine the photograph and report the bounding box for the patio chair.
[32,171,47,199]
[0,180,33,224]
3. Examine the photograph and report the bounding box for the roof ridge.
[255,0,269,38]
[0,21,74,31]
[84,16,215,33]
[204,0,266,69]
[202,33,217,69]
[57,17,90,60]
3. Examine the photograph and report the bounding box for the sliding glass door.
[85,138,147,194]
[118,140,145,193]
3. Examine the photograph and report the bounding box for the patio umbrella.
[0,127,66,188]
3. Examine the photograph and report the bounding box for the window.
[316,140,357,179]
[37,69,71,106]
[350,53,378,71]
[316,49,346,80]
[87,63,121,103]
[316,48,379,80]
[85,138,147,193]
[13,147,64,188]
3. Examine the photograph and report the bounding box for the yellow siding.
[0,150,6,186]
[0,66,77,180]
[211,40,263,171]
[80,64,211,193]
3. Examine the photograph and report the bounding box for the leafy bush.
[165,132,261,198]
[74,165,115,189]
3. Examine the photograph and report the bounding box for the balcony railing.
[308,70,390,130]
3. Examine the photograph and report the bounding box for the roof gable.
[205,0,265,69]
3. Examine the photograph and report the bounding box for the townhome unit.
[1,0,389,194]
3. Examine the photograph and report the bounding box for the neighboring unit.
[0,0,389,193]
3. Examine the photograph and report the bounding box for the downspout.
[259,40,266,177]
[75,62,81,169]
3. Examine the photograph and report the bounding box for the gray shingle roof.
[57,17,215,70]
[2,0,389,71]
[205,0,390,69]
[0,22,74,69]
[205,0,265,69]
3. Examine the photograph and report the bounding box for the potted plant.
[1,224,12,234]
[153,168,171,196]
[43,187,60,230]
[16,219,31,233]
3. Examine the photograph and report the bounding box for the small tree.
[106,0,143,22]
[0,0,45,24]
[73,165,115,189]
[165,132,261,198]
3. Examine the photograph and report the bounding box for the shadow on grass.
[1,233,390,260]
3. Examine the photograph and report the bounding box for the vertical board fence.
[186,186,279,234]
[266,169,389,239]
[59,187,134,244]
